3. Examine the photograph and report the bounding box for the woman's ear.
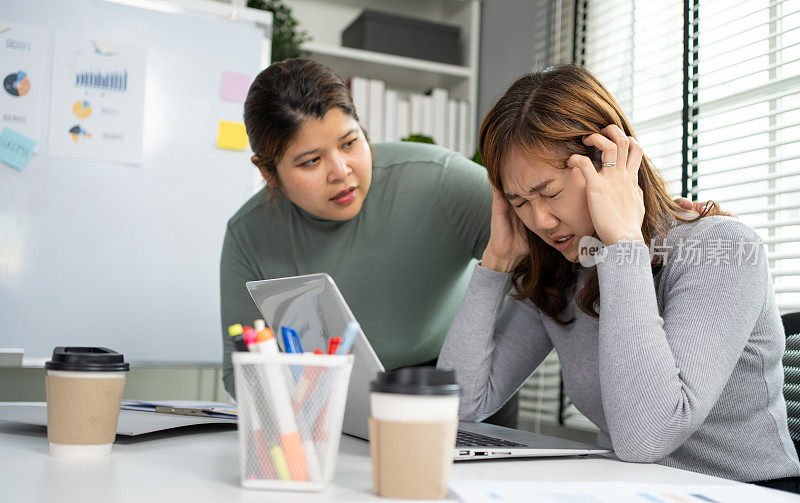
[252,155,278,188]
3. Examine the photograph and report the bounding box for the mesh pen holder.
[232,351,354,491]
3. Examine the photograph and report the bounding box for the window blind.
[692,0,800,313]
[583,0,685,198]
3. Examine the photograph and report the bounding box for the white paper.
[0,21,49,150]
[450,480,797,503]
[430,87,448,147]
[48,33,146,164]
[92,39,118,55]
[368,79,385,143]
[350,77,369,134]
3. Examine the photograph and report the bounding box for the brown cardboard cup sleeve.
[369,417,458,500]
[46,375,126,445]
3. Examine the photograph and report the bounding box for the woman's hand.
[570,125,646,246]
[481,185,530,273]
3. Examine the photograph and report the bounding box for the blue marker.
[281,326,305,380]
[335,321,359,355]
[281,326,302,353]
[291,329,304,353]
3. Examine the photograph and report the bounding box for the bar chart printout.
[74,70,128,92]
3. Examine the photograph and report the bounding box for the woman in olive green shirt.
[221,59,492,401]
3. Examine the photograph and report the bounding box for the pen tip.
[228,324,243,336]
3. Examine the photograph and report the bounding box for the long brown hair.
[479,64,718,324]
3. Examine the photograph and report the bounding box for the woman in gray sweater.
[437,65,800,491]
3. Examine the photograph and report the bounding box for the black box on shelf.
[341,10,462,66]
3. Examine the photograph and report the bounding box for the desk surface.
[0,420,790,502]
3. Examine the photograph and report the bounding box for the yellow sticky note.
[217,121,248,150]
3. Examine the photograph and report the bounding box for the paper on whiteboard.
[0,21,49,151]
[48,33,146,165]
[449,480,797,503]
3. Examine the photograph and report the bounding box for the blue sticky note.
[0,127,37,171]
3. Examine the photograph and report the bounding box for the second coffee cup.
[369,366,461,500]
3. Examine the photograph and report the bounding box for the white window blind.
[518,351,563,431]
[692,0,800,313]
[583,0,685,199]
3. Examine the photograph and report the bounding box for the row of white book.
[349,76,474,157]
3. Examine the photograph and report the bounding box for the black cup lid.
[45,347,129,372]
[370,366,461,396]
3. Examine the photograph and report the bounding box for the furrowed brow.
[505,178,554,199]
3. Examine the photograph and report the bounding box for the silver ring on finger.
[602,162,617,167]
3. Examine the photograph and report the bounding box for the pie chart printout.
[3,71,31,97]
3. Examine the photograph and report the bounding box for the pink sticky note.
[220,71,252,103]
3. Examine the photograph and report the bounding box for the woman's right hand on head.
[481,186,530,273]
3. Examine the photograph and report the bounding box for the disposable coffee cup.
[45,347,129,458]
[369,366,461,500]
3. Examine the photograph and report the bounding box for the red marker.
[327,337,342,355]
[243,326,258,347]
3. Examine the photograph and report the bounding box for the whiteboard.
[0,0,270,362]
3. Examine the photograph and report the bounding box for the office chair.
[782,311,800,457]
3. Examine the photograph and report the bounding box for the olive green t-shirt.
[219,142,491,396]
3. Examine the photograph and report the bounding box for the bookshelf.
[230,0,481,155]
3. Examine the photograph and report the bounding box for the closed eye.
[513,200,526,208]
[545,190,562,199]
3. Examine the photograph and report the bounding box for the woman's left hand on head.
[570,125,646,246]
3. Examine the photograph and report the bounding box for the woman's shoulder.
[226,186,279,231]
[371,141,455,169]
[372,142,488,194]
[659,215,765,272]
[665,214,761,244]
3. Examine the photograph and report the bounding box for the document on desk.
[0,402,237,436]
[449,480,797,502]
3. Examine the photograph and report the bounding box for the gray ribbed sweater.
[438,216,800,482]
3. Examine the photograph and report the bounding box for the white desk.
[0,420,793,502]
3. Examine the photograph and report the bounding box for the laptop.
[246,273,609,460]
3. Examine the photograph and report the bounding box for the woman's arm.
[438,263,553,421]
[435,152,493,260]
[596,219,769,462]
[219,225,264,398]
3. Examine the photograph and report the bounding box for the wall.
[477,0,554,121]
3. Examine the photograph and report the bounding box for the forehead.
[287,108,357,149]
[501,148,564,192]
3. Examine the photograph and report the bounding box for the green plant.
[248,0,312,62]
[471,149,482,165]
[402,134,482,165]
[401,134,435,144]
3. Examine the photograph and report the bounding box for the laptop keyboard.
[455,429,527,448]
